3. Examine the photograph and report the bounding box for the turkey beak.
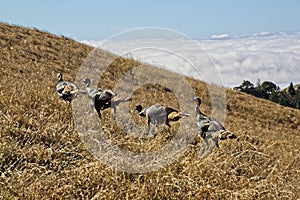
[82,79,87,85]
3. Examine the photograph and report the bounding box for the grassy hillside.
[0,22,300,199]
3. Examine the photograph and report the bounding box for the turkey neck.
[195,105,207,120]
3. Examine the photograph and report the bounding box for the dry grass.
[0,22,300,199]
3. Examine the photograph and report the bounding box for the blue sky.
[1,0,300,40]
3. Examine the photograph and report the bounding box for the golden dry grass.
[0,22,300,199]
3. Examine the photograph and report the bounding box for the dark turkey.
[56,72,79,104]
[193,97,236,147]
[135,104,190,135]
[82,78,131,118]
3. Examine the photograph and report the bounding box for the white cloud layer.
[210,34,231,40]
[201,32,300,88]
[81,32,300,89]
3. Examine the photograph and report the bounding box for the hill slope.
[0,22,300,199]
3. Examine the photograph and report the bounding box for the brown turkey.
[193,97,236,148]
[82,78,131,118]
[56,72,80,104]
[135,104,190,136]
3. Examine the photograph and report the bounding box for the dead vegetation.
[0,22,300,199]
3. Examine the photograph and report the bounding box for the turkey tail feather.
[180,113,190,117]
[219,130,237,140]
[167,112,188,121]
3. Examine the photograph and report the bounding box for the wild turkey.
[135,104,190,135]
[193,97,236,148]
[56,72,80,104]
[82,78,131,118]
